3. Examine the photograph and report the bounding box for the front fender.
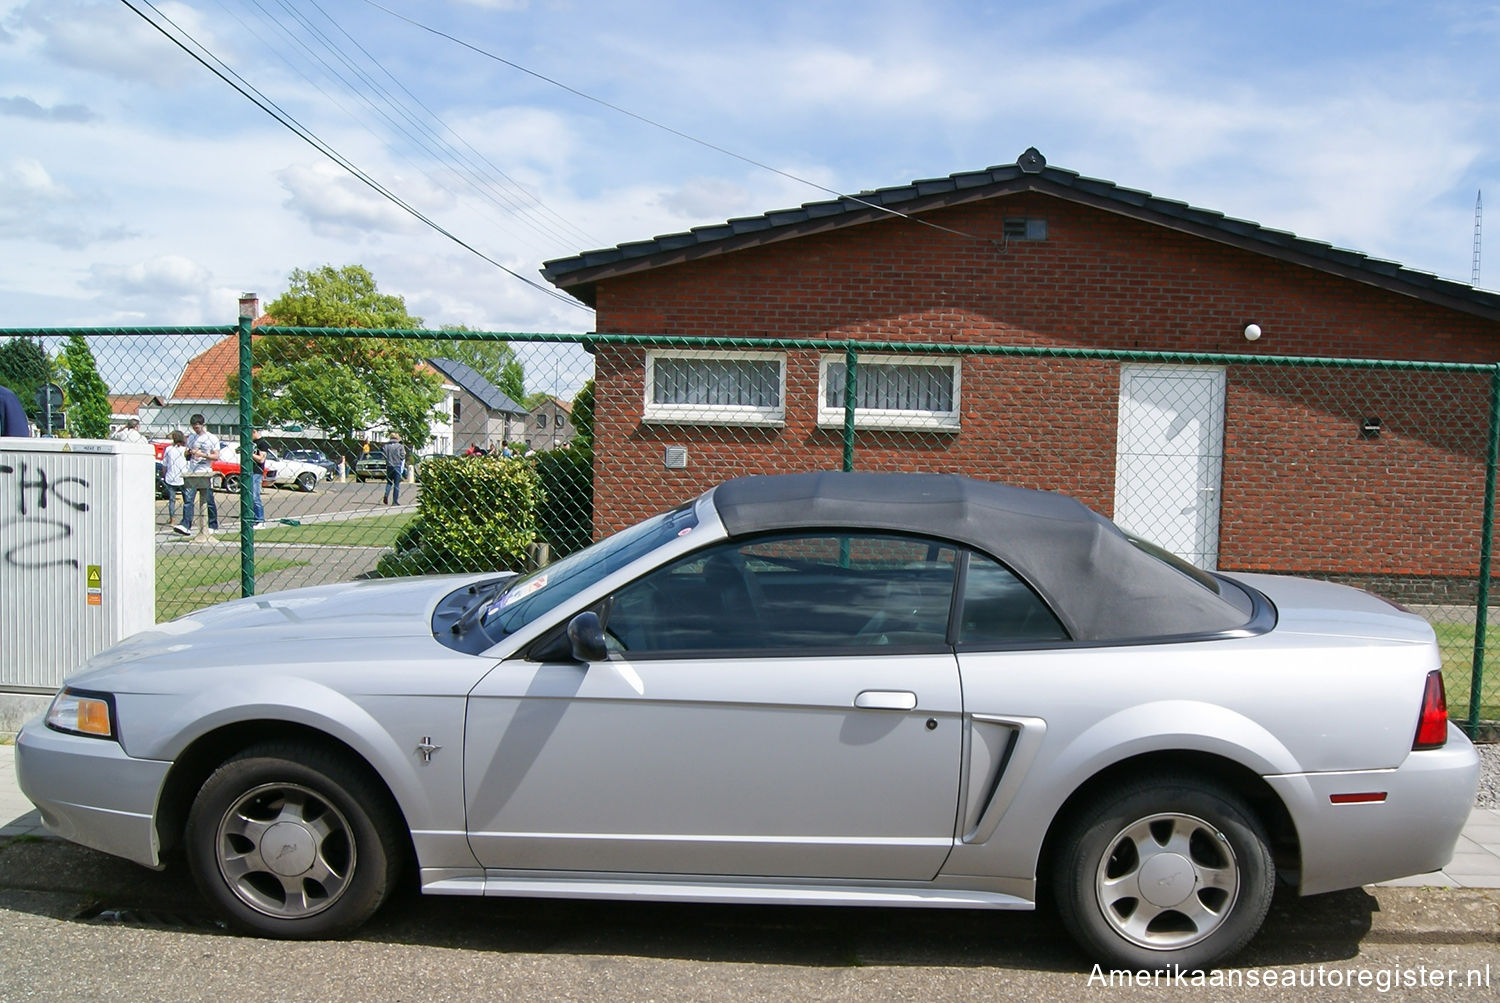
[116,675,473,868]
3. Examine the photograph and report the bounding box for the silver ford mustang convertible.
[17,472,1479,970]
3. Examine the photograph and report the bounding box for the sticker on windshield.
[487,574,549,616]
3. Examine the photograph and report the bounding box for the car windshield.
[480,501,699,638]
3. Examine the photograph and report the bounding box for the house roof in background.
[425,357,526,415]
[541,148,1500,323]
[108,393,163,416]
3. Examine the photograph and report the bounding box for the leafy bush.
[534,445,593,559]
[374,455,542,577]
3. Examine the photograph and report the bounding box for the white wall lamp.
[1243,322,1262,342]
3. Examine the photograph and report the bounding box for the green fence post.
[842,344,858,472]
[237,303,255,597]
[1470,366,1500,736]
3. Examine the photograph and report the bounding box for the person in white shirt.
[173,413,221,535]
[161,429,188,526]
[110,418,148,443]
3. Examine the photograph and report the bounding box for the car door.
[464,532,965,881]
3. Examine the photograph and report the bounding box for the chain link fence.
[2,325,1497,734]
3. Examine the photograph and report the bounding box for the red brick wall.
[587,195,1500,579]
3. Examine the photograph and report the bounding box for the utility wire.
[240,0,596,253]
[119,0,589,312]
[358,0,994,245]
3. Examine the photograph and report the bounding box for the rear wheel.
[185,743,403,939]
[1052,776,1273,971]
[297,471,317,492]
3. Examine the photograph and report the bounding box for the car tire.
[1051,776,1274,972]
[297,471,317,492]
[185,742,403,939]
[224,476,240,494]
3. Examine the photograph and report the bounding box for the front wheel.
[297,471,317,492]
[1052,776,1274,972]
[185,743,403,938]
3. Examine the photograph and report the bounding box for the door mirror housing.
[567,611,607,663]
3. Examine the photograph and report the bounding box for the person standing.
[161,430,188,526]
[174,413,221,535]
[0,385,27,437]
[250,430,268,529]
[381,432,407,505]
[110,418,148,443]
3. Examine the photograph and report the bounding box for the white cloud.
[276,162,425,239]
[86,255,213,299]
[7,0,211,87]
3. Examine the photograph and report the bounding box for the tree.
[245,265,445,447]
[0,336,52,421]
[62,335,111,439]
[266,264,423,328]
[569,379,594,450]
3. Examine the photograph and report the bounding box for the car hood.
[64,574,503,687]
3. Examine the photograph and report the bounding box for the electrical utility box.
[0,438,156,693]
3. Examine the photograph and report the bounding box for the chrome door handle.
[854,690,918,710]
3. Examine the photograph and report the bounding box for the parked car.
[283,448,338,476]
[209,442,241,493]
[354,450,391,482]
[14,473,1479,970]
[265,450,330,493]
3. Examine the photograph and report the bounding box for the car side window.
[605,533,958,656]
[958,552,1069,647]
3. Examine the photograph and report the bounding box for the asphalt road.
[0,837,1495,1002]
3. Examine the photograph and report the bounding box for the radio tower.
[1474,190,1483,287]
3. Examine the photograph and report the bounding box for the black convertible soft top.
[710,471,1251,643]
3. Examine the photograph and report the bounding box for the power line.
[356,0,996,246]
[118,0,589,312]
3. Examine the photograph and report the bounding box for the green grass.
[219,512,416,548]
[1431,622,1500,723]
[157,552,307,621]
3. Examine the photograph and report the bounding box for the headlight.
[45,688,117,740]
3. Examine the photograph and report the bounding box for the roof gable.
[541,148,1500,322]
[425,357,526,415]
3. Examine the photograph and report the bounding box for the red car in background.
[151,439,242,492]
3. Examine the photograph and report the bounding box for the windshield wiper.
[451,582,506,636]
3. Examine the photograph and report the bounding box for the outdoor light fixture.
[1361,417,1383,439]
[1243,322,1262,341]
[238,292,259,320]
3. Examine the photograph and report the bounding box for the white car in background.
[265,450,330,492]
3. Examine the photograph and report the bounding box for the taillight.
[1412,670,1448,750]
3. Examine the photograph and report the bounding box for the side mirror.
[566,611,607,663]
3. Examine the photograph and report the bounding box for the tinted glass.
[958,553,1068,647]
[481,502,700,638]
[606,533,958,656]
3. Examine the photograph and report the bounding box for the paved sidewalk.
[3,741,1498,888]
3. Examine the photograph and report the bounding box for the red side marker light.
[1412,670,1449,751]
[1329,792,1387,804]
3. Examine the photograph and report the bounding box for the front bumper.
[1266,724,1481,895]
[14,715,170,869]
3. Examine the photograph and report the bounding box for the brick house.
[541,149,1500,593]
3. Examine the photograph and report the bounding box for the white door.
[1113,365,1226,569]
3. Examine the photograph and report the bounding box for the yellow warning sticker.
[87,565,102,589]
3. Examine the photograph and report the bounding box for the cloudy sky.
[2,0,1497,391]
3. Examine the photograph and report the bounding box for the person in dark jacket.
[0,385,28,437]
[381,432,407,505]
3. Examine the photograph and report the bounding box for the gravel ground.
[1478,741,1498,807]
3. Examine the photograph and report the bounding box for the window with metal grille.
[644,351,785,425]
[819,355,961,430]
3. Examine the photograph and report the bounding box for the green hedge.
[535,445,593,559]
[374,455,542,577]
